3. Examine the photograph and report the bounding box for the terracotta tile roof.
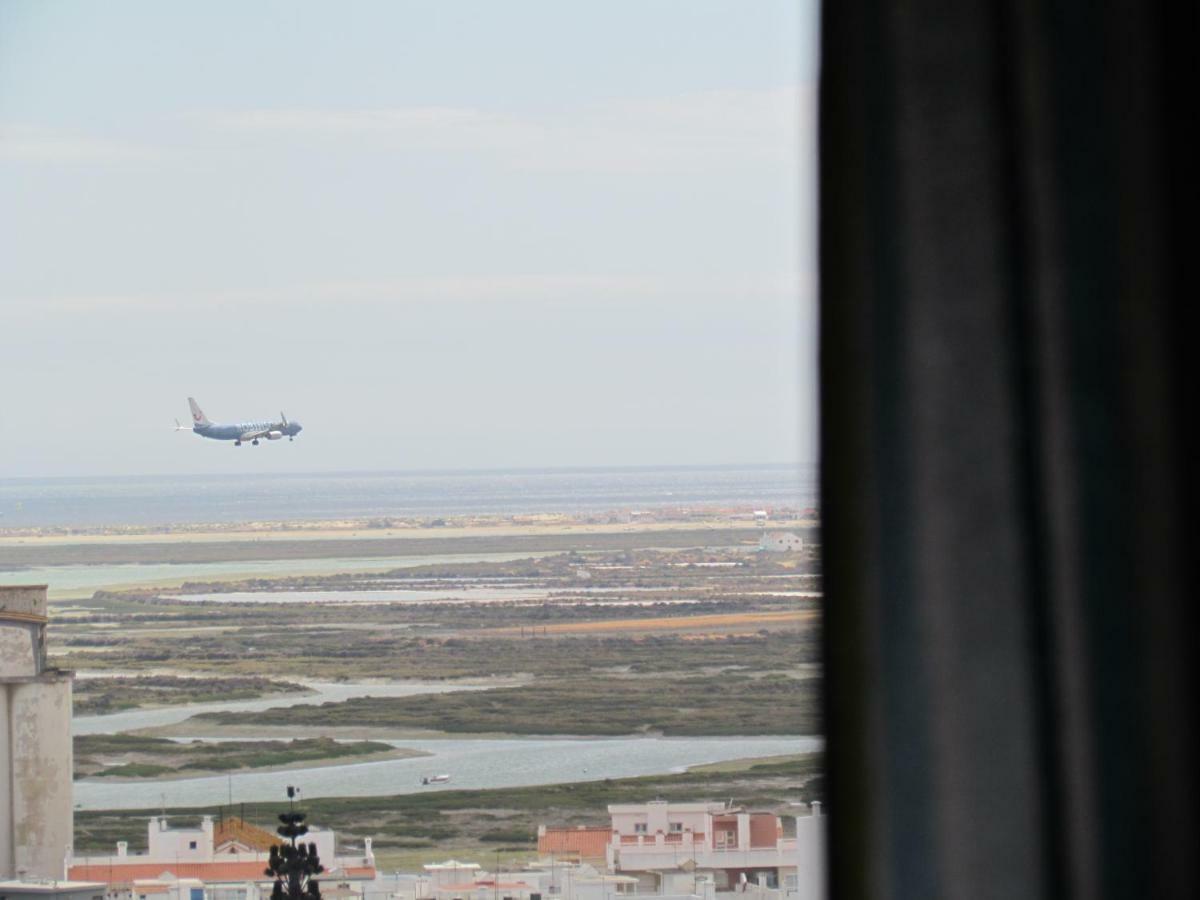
[214,817,278,852]
[537,827,611,860]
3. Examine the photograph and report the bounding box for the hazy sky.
[0,0,817,477]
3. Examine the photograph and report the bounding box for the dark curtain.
[818,1,1195,898]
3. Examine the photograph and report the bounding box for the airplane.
[177,397,303,446]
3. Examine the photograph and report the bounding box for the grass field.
[74,675,307,714]
[74,734,417,780]
[190,670,818,736]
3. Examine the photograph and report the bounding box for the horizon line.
[0,460,819,485]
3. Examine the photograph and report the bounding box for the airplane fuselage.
[194,420,303,443]
[184,398,303,446]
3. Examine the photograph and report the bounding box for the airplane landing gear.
[234,441,241,446]
[252,439,260,445]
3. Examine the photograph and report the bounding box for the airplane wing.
[240,428,271,441]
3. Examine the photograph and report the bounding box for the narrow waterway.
[74,734,819,810]
[74,672,818,812]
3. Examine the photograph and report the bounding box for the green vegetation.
[75,753,823,856]
[59,539,823,865]
[75,733,176,753]
[193,670,818,736]
[74,675,306,714]
[59,626,813,683]
[93,763,175,778]
[75,735,403,780]
[478,828,534,843]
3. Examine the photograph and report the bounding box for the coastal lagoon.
[73,677,819,810]
[72,678,519,735]
[2,551,555,600]
[75,734,819,810]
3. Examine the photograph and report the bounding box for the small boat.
[421,774,451,785]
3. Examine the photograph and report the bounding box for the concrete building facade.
[1,586,74,881]
[606,801,796,892]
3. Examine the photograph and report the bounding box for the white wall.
[148,818,213,862]
[7,675,74,880]
[1,685,12,878]
[305,828,336,863]
[791,812,826,900]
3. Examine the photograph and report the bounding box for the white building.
[606,802,796,892]
[757,533,804,553]
[374,856,726,900]
[0,880,106,900]
[140,815,336,864]
[790,804,826,900]
[1,585,74,881]
[70,816,375,900]
[417,861,542,900]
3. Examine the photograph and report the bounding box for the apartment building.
[605,802,795,892]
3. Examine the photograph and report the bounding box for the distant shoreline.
[0,518,815,568]
[0,509,813,544]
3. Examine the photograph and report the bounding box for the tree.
[264,787,324,900]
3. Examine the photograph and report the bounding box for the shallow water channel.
[75,735,818,810]
[73,678,819,811]
[4,551,555,599]
[71,679,505,736]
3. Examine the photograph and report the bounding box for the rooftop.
[0,882,107,893]
[214,817,277,852]
[537,826,612,860]
[68,863,374,885]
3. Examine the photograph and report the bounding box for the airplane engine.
[266,431,284,440]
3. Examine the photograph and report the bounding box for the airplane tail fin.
[188,397,210,426]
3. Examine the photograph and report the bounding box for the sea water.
[0,464,814,529]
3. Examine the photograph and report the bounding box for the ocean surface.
[0,464,814,529]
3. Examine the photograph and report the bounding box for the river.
[72,678,818,810]
[74,735,819,810]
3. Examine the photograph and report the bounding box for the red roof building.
[537,826,612,864]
